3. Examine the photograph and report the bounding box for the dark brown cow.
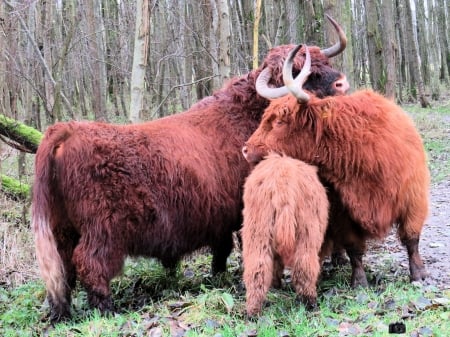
[242,44,430,288]
[32,18,349,323]
[242,153,329,317]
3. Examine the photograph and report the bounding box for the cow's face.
[242,97,299,165]
[303,69,349,98]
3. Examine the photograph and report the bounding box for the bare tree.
[380,0,397,99]
[85,0,108,121]
[253,0,262,69]
[129,0,151,123]
[403,0,430,107]
[215,0,231,86]
[364,0,383,91]
[323,0,354,88]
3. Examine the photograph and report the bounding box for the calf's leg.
[291,249,320,310]
[243,247,274,317]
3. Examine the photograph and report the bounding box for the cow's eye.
[274,119,284,127]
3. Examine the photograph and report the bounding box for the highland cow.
[33,18,349,323]
[242,44,430,288]
[242,153,329,317]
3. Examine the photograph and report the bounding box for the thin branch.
[3,0,74,117]
[151,75,217,119]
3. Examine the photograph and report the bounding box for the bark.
[415,0,430,85]
[364,0,383,91]
[404,0,430,107]
[436,0,450,83]
[380,0,397,99]
[323,0,354,87]
[216,0,231,83]
[352,0,367,86]
[285,0,300,42]
[302,1,322,44]
[85,0,108,121]
[395,0,408,101]
[253,0,262,69]
[129,0,151,123]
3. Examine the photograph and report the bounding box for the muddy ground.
[365,179,450,290]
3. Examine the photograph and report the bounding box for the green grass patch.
[404,100,450,184]
[1,253,449,337]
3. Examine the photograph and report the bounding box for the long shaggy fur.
[242,153,329,317]
[32,44,346,323]
[244,89,430,287]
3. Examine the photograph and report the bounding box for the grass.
[0,99,449,336]
[404,99,450,184]
[0,254,449,336]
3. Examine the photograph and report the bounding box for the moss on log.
[1,174,30,201]
[0,114,42,153]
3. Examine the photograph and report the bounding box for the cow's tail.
[274,200,298,261]
[32,125,72,316]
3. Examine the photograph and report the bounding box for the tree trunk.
[415,0,430,85]
[253,0,262,69]
[323,0,354,88]
[404,0,430,107]
[285,0,300,42]
[436,0,450,83]
[380,0,397,100]
[216,0,231,85]
[86,0,108,121]
[129,0,151,123]
[364,0,384,91]
[302,1,323,44]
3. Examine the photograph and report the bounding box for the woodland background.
[0,0,449,214]
[0,2,449,335]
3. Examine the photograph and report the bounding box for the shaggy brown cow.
[33,19,349,323]
[242,153,329,317]
[242,44,430,288]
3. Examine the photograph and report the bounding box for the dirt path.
[365,180,450,290]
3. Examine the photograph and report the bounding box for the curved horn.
[255,68,290,99]
[283,44,311,103]
[321,14,347,58]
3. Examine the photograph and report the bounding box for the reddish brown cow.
[33,19,349,323]
[242,44,430,288]
[242,153,329,317]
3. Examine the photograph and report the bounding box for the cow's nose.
[335,75,350,95]
[242,145,248,159]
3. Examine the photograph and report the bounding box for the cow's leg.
[162,258,180,277]
[397,202,428,282]
[271,253,284,289]
[72,237,125,314]
[329,206,368,288]
[346,245,368,288]
[402,237,427,281]
[331,248,349,266]
[341,223,368,288]
[211,232,233,275]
